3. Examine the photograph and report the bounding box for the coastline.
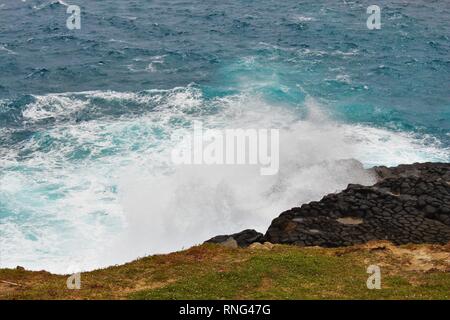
[1,162,449,299]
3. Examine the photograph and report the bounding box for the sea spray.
[1,86,448,273]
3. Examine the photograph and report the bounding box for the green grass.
[1,243,449,300]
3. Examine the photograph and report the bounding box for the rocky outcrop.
[205,162,450,247]
[205,229,264,247]
[370,162,450,182]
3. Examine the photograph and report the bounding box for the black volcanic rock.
[205,229,264,247]
[264,162,450,247]
[205,162,450,248]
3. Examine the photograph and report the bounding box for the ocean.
[0,0,449,273]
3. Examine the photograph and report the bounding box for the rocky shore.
[2,162,450,300]
[206,162,450,248]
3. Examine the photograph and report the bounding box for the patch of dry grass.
[0,242,448,300]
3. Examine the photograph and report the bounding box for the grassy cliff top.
[1,241,449,300]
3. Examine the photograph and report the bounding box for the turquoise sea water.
[0,0,449,273]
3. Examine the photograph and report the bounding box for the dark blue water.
[0,0,449,273]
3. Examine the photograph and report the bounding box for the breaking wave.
[0,85,448,273]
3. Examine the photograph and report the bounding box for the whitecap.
[292,15,316,22]
[0,45,17,55]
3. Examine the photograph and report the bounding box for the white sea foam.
[22,94,89,122]
[33,0,69,11]
[292,15,316,22]
[126,55,166,73]
[1,86,448,273]
[0,45,17,55]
